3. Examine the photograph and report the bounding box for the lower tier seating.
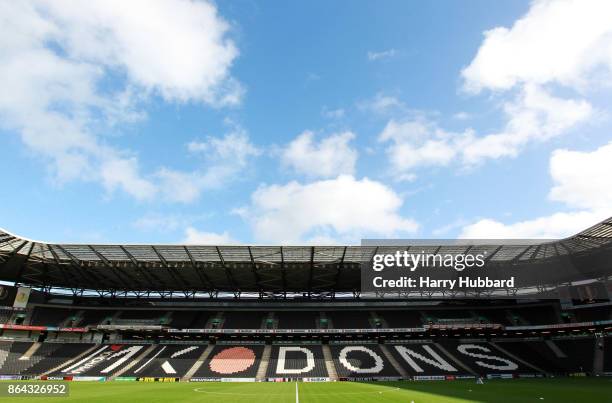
[604,337,612,372]
[53,344,148,377]
[330,344,400,378]
[553,338,595,372]
[266,345,328,378]
[193,345,265,378]
[0,336,605,378]
[125,344,204,377]
[437,340,538,375]
[386,342,470,376]
[23,343,95,375]
[0,342,64,375]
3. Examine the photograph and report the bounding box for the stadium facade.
[0,218,610,382]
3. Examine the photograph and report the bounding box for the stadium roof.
[0,217,611,298]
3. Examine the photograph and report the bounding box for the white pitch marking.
[295,382,299,403]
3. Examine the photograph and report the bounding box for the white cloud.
[462,0,612,93]
[459,210,607,239]
[188,129,261,167]
[461,85,592,164]
[321,107,345,119]
[158,128,261,203]
[133,212,214,237]
[359,93,406,115]
[453,112,472,120]
[183,227,238,245]
[40,0,241,104]
[460,141,612,239]
[281,131,357,178]
[549,142,612,210]
[100,156,158,200]
[0,0,240,200]
[367,49,396,61]
[378,84,592,177]
[377,0,610,178]
[241,175,419,243]
[378,0,604,175]
[378,118,472,172]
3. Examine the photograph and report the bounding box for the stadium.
[0,217,610,402]
[2,1,612,402]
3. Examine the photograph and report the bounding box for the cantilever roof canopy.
[0,217,611,297]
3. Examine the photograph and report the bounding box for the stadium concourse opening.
[0,217,610,402]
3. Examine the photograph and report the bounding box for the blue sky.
[0,0,611,244]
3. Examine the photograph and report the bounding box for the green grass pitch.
[0,379,610,402]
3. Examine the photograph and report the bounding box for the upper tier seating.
[422,310,477,325]
[513,305,559,325]
[79,310,115,327]
[327,311,372,329]
[188,312,212,328]
[473,309,513,325]
[222,312,264,329]
[168,311,199,328]
[0,309,13,324]
[275,311,318,329]
[572,306,612,323]
[377,310,423,327]
[29,307,70,326]
[119,310,164,320]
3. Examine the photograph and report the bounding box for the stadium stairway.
[20,342,41,361]
[593,335,604,375]
[23,309,34,325]
[0,345,9,369]
[109,344,157,380]
[41,344,100,376]
[434,343,477,376]
[321,344,338,380]
[545,340,567,358]
[59,311,82,328]
[110,311,122,324]
[379,344,408,379]
[490,342,548,376]
[181,344,214,381]
[255,344,272,381]
[319,312,332,329]
[370,311,388,328]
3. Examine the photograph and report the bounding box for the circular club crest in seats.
[209,346,256,374]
